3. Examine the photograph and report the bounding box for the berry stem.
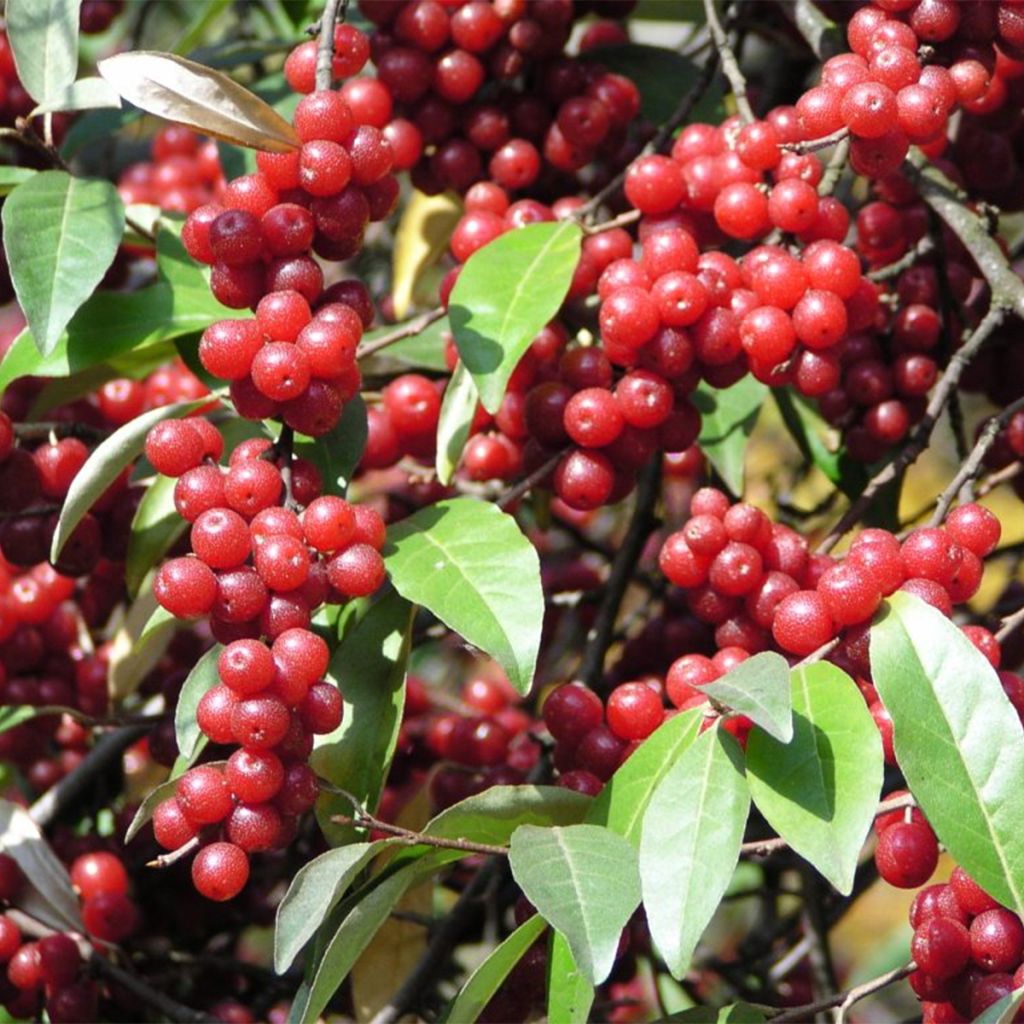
[146,836,201,869]
[703,0,754,124]
[782,126,850,156]
[314,0,348,92]
[356,306,445,360]
[329,814,509,857]
[929,393,1024,527]
[817,305,1007,553]
[769,962,915,1024]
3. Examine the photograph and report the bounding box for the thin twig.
[314,0,346,92]
[330,814,509,858]
[868,237,936,282]
[580,208,641,235]
[29,725,149,828]
[817,136,849,197]
[703,0,754,123]
[578,459,662,694]
[496,448,567,511]
[769,963,915,1023]
[147,836,200,868]
[996,604,1024,645]
[978,460,1023,498]
[783,127,849,155]
[929,394,1024,526]
[356,306,445,360]
[818,306,1007,553]
[572,45,720,222]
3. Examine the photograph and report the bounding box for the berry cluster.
[355,0,643,198]
[906,860,1024,1020]
[145,420,388,898]
[0,850,140,1023]
[117,125,224,216]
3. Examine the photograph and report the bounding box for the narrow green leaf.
[293,395,367,498]
[435,361,478,485]
[692,376,766,495]
[3,172,125,357]
[51,399,208,562]
[700,652,793,743]
[174,645,222,762]
[439,916,547,1024]
[384,498,544,694]
[0,706,42,734]
[30,76,122,115]
[871,592,1024,916]
[508,824,641,985]
[313,592,413,846]
[0,281,224,393]
[449,221,582,413]
[6,0,79,104]
[0,800,82,933]
[547,931,595,1024]
[773,389,867,499]
[125,474,187,598]
[587,706,703,846]
[274,841,386,973]
[288,860,433,1024]
[135,604,176,652]
[640,725,750,978]
[746,663,883,895]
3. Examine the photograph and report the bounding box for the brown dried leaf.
[98,50,299,153]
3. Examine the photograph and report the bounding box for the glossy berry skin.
[543,684,603,748]
[912,918,971,979]
[875,821,939,888]
[772,590,834,656]
[191,842,250,902]
[970,909,1024,973]
[606,682,664,741]
[70,851,128,900]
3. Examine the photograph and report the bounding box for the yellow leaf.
[98,51,299,153]
[392,190,462,319]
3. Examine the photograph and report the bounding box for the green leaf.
[293,395,367,498]
[587,706,703,846]
[384,498,544,694]
[640,725,750,978]
[0,281,224,393]
[0,800,82,933]
[449,221,582,414]
[582,44,722,124]
[746,663,883,895]
[51,399,209,562]
[289,861,432,1024]
[692,376,767,496]
[30,76,122,115]
[871,592,1024,916]
[547,931,594,1024]
[0,706,42,734]
[274,841,387,973]
[700,652,793,743]
[436,361,479,485]
[974,986,1024,1024]
[125,474,188,598]
[361,314,450,374]
[439,916,547,1024]
[3,171,125,357]
[0,168,37,196]
[773,389,867,499]
[174,645,222,763]
[313,592,414,846]
[508,823,641,985]
[6,0,79,104]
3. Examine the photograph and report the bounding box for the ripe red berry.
[875,821,939,888]
[606,682,664,741]
[192,842,250,902]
